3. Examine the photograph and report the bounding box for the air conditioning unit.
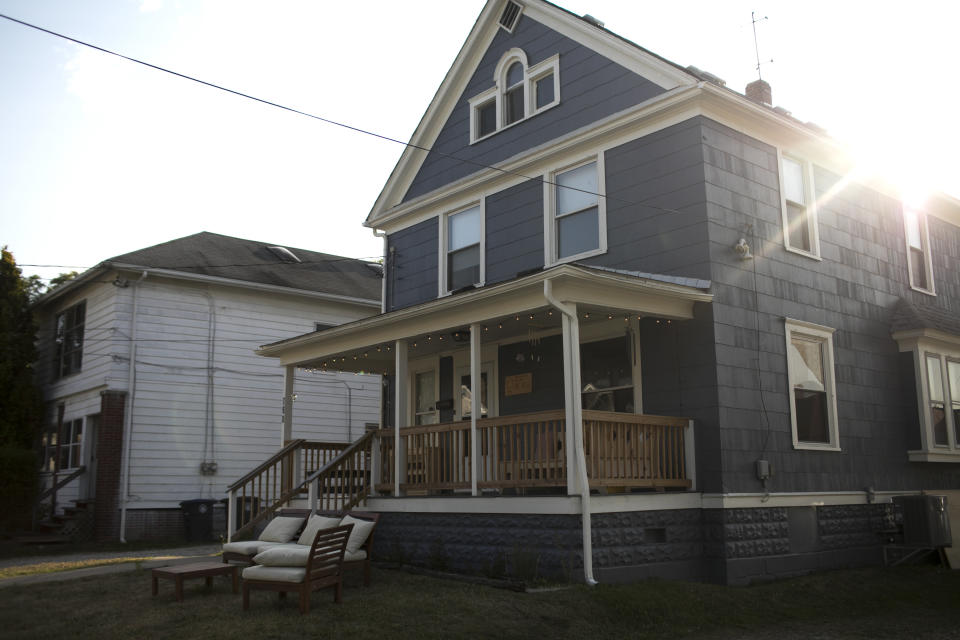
[893,495,952,547]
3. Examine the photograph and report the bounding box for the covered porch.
[257,264,711,501]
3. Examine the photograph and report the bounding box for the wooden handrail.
[35,466,86,504]
[304,431,374,484]
[376,410,568,438]
[306,430,374,513]
[226,439,305,492]
[582,410,689,427]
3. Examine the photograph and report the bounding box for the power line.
[0,12,698,218]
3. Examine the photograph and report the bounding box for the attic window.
[468,48,560,144]
[499,1,522,32]
[266,246,301,263]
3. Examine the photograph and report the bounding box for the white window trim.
[784,318,840,451]
[468,49,560,144]
[543,154,608,266]
[777,150,822,260]
[903,206,936,296]
[905,339,960,462]
[438,200,486,297]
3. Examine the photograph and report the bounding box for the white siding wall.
[120,277,380,508]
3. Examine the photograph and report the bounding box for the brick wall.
[94,390,125,541]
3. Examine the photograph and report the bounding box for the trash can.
[180,499,216,542]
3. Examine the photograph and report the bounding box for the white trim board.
[363,490,919,515]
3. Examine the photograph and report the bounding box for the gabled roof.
[35,232,381,307]
[891,298,960,337]
[364,0,698,227]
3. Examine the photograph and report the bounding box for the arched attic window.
[468,48,560,143]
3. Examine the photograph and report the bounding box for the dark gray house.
[258,0,960,584]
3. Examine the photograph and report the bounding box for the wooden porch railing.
[374,410,690,494]
[582,411,690,489]
[305,430,374,513]
[225,439,349,541]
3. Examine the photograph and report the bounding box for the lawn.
[2,564,959,639]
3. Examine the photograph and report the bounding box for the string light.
[529,313,534,320]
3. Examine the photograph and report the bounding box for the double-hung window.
[548,157,606,263]
[904,206,935,294]
[784,319,840,450]
[54,301,86,379]
[442,203,483,293]
[779,154,820,258]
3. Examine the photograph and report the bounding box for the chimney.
[745,79,772,106]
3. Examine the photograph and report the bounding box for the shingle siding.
[404,14,666,202]
[485,178,544,285]
[701,116,960,493]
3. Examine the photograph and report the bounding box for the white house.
[33,232,382,541]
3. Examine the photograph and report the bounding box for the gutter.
[119,270,148,543]
[543,278,597,586]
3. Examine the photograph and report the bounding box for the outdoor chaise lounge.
[242,523,353,614]
[221,515,305,564]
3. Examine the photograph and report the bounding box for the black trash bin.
[180,499,216,542]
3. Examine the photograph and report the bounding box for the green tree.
[0,247,43,448]
[48,270,78,290]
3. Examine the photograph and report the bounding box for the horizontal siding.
[404,14,666,202]
[386,217,438,311]
[485,178,543,285]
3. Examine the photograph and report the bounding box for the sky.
[2,0,958,285]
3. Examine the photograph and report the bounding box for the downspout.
[119,270,148,543]
[200,291,217,494]
[372,229,387,314]
[543,279,597,586]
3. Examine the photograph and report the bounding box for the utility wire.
[0,12,698,217]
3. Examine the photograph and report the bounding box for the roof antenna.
[751,11,773,80]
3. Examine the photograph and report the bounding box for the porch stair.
[17,499,96,544]
[225,432,374,541]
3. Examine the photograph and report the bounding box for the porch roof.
[257,263,712,370]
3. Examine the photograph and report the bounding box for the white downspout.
[372,229,387,314]
[543,279,597,586]
[119,270,148,543]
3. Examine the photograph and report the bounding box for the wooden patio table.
[151,561,239,601]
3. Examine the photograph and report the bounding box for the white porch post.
[281,364,295,447]
[226,488,236,542]
[394,339,408,497]
[469,322,481,496]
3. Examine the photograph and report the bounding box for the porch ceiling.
[257,263,712,371]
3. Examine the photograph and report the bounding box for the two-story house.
[257,0,960,584]
[34,232,382,542]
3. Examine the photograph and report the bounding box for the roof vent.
[499,1,522,32]
[266,246,301,263]
[581,14,604,28]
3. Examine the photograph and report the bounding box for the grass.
[2,564,959,639]
[0,552,218,580]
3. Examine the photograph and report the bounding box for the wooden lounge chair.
[241,523,353,614]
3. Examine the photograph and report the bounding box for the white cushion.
[258,516,305,543]
[344,549,367,563]
[254,545,310,567]
[223,540,282,556]
[297,515,341,546]
[340,515,375,555]
[242,565,306,583]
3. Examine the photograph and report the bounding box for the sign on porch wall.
[504,373,533,396]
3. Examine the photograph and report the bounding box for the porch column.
[281,364,295,447]
[394,339,408,497]
[469,322,480,496]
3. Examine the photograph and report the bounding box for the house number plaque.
[504,373,533,396]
